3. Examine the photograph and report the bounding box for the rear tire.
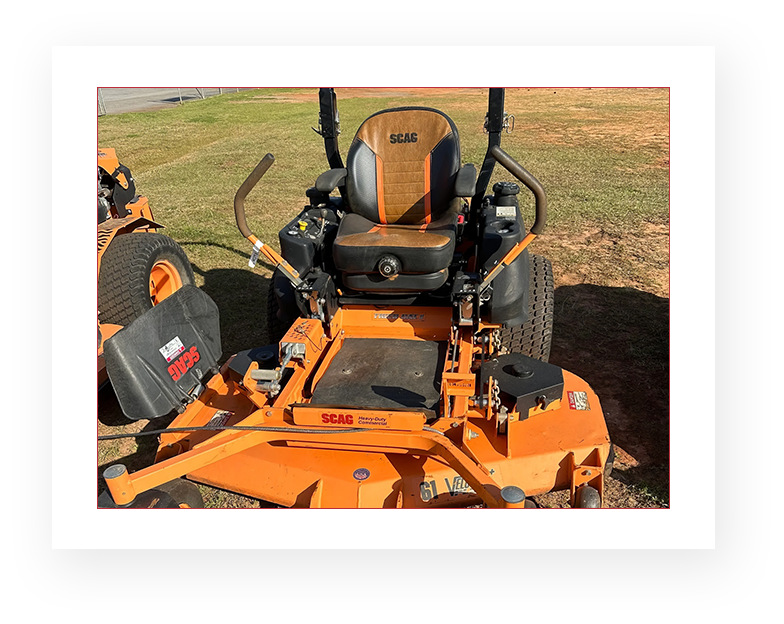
[98,232,195,326]
[497,253,554,361]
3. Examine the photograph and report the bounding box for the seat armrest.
[315,168,348,193]
[455,164,477,197]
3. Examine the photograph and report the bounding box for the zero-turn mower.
[97,148,195,387]
[99,88,613,509]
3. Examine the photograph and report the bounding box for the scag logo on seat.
[167,346,200,381]
[321,413,354,425]
[389,132,418,144]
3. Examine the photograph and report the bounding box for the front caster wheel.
[574,485,602,508]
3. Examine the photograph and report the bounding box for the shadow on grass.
[179,240,277,274]
[97,384,178,497]
[193,264,275,361]
[549,284,670,505]
[97,410,176,474]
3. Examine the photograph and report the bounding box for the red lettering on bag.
[167,345,201,381]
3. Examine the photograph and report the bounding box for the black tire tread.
[98,232,195,326]
[498,253,554,362]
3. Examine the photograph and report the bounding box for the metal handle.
[232,154,303,286]
[489,145,547,235]
[234,153,275,242]
[478,147,548,294]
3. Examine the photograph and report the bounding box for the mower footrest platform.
[311,338,446,411]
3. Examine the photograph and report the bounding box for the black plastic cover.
[228,345,279,379]
[278,205,341,274]
[109,164,136,217]
[315,168,347,193]
[104,286,221,421]
[480,354,564,416]
[343,270,448,293]
[455,164,477,197]
[479,199,529,326]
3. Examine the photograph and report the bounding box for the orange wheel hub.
[149,260,183,305]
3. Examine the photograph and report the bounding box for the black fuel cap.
[512,362,534,379]
[492,182,520,207]
[493,181,520,196]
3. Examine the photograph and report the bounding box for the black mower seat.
[333,210,458,274]
[329,107,474,293]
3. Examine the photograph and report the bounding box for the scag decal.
[167,346,201,381]
[321,413,354,425]
[389,132,418,144]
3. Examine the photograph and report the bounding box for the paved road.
[98,88,254,115]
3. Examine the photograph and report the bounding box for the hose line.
[98,423,446,441]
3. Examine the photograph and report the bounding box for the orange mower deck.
[104,306,611,508]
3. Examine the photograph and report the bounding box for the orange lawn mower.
[97,148,195,388]
[98,89,613,509]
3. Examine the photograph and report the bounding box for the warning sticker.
[159,336,186,363]
[495,205,516,218]
[206,410,233,428]
[567,391,590,410]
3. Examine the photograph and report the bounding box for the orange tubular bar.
[245,235,301,282]
[481,231,537,287]
[111,423,509,508]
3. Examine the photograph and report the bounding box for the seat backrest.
[345,107,461,225]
